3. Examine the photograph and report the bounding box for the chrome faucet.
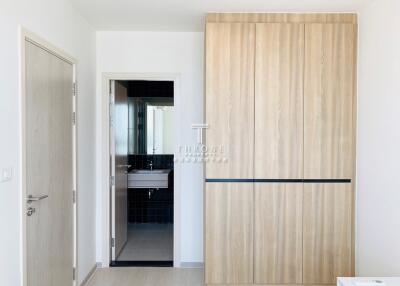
[148,160,153,171]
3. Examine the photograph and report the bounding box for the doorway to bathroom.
[108,78,176,267]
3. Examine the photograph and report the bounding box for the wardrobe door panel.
[205,23,255,179]
[304,23,356,179]
[205,183,254,284]
[303,183,353,284]
[255,23,304,179]
[254,183,303,284]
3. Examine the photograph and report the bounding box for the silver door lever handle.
[26,194,48,204]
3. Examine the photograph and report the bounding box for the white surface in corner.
[338,277,400,286]
[357,0,400,277]
[70,0,373,31]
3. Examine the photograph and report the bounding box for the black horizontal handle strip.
[303,179,351,183]
[205,178,351,183]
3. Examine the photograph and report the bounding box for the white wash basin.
[128,169,170,189]
[133,170,166,174]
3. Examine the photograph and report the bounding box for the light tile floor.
[117,224,173,261]
[86,267,204,286]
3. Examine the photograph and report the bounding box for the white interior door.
[25,40,74,286]
[110,81,129,260]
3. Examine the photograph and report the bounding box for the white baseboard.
[179,262,204,268]
[80,264,97,286]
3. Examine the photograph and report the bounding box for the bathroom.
[110,80,174,266]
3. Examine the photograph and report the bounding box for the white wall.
[0,0,97,285]
[357,0,400,276]
[96,31,204,263]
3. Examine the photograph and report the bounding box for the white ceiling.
[70,0,371,31]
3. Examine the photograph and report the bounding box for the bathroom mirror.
[128,97,174,155]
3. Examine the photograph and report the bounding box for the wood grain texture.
[254,183,303,284]
[304,23,356,179]
[206,13,357,24]
[204,17,357,286]
[255,23,304,179]
[303,183,353,284]
[26,40,73,286]
[350,26,358,276]
[114,82,128,258]
[205,23,255,179]
[205,183,253,284]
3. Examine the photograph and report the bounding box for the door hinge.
[111,237,115,247]
[110,176,115,187]
[73,267,76,281]
[72,112,76,125]
[109,84,114,127]
[72,190,76,204]
[109,87,115,103]
[109,108,113,127]
[72,82,77,97]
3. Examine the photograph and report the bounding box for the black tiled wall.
[128,187,173,223]
[128,80,174,98]
[128,154,174,171]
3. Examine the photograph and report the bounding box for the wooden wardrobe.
[204,13,357,286]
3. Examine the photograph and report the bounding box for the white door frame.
[20,28,78,286]
[100,73,181,267]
